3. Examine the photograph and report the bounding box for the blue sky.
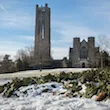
[0,0,110,59]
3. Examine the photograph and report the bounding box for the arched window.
[80,46,88,59]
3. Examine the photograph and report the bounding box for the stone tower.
[34,4,51,66]
[88,37,95,67]
[72,38,80,67]
[69,37,100,68]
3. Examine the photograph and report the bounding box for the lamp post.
[39,55,42,71]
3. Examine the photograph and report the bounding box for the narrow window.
[80,46,88,59]
[42,24,44,39]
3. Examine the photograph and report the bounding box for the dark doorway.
[82,63,85,68]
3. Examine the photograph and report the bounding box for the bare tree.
[97,35,110,52]
[97,35,110,68]
[0,54,15,73]
[15,46,34,71]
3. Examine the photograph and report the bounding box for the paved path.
[0,68,91,79]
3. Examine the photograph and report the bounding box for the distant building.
[69,37,100,68]
[34,4,52,68]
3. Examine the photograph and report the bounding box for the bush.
[84,83,99,98]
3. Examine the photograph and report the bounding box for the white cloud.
[51,47,69,59]
[0,40,30,59]
[0,1,35,30]
[0,4,7,12]
[81,1,110,24]
[0,14,35,30]
[0,34,35,60]
[19,36,34,41]
[52,19,99,44]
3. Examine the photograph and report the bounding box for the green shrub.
[42,74,57,82]
[0,86,4,93]
[84,83,99,98]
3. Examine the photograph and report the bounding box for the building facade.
[34,4,100,68]
[69,37,100,68]
[34,4,51,67]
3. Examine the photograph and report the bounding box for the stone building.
[69,37,100,68]
[34,4,52,67]
[34,4,100,68]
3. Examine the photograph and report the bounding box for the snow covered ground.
[0,94,110,110]
[0,82,110,110]
[0,68,109,110]
[0,68,91,79]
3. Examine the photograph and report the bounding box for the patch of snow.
[0,78,11,85]
[92,95,97,100]
[14,82,67,97]
[0,82,110,110]
[80,84,87,94]
[0,94,110,110]
[78,82,86,94]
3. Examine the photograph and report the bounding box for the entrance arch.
[82,63,85,68]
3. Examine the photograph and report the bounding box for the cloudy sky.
[0,0,110,59]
